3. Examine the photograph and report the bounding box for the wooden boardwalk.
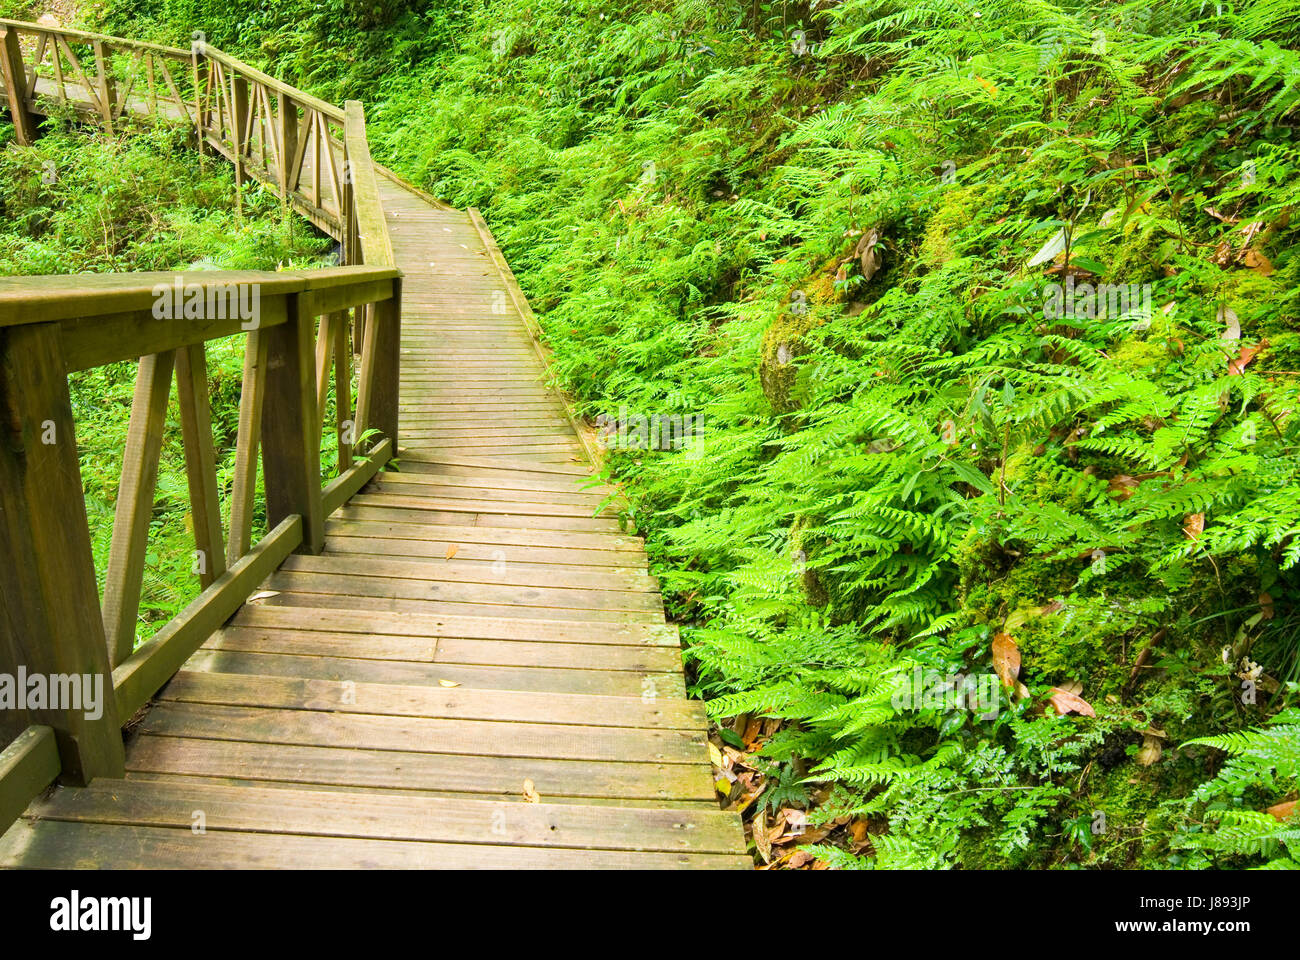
[0,24,748,868]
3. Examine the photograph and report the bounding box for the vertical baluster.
[0,26,37,145]
[175,343,227,589]
[227,329,268,565]
[355,282,402,456]
[231,72,249,214]
[101,351,176,666]
[277,91,297,207]
[0,323,125,784]
[262,294,324,553]
[311,111,322,211]
[191,39,206,154]
[91,39,116,135]
[334,310,353,471]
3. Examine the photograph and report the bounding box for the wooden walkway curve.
[0,19,748,868]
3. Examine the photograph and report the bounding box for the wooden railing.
[0,20,401,832]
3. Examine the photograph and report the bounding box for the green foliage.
[1172,707,1300,868]
[71,0,1300,866]
[1,113,329,640]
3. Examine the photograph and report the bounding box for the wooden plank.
[261,569,664,614]
[228,603,677,646]
[253,589,665,627]
[394,451,590,476]
[279,552,656,592]
[0,819,750,869]
[0,726,60,839]
[112,515,303,720]
[322,534,647,570]
[184,647,682,697]
[138,701,704,763]
[22,778,744,853]
[123,735,713,801]
[369,470,613,500]
[335,503,621,533]
[347,490,607,519]
[175,342,228,588]
[323,517,642,554]
[207,627,680,671]
[160,669,702,727]
[101,350,175,665]
[0,322,125,784]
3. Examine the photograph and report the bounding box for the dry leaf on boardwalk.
[522,779,540,803]
[438,679,460,687]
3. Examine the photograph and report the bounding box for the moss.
[918,184,989,272]
[790,514,830,607]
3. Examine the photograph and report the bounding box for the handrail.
[0,19,402,794]
[0,17,189,57]
[195,40,344,123]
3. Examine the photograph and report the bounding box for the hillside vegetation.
[21,0,1300,867]
[0,108,329,635]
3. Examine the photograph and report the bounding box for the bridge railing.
[0,20,401,834]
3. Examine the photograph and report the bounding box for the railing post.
[0,25,38,145]
[0,322,125,785]
[277,91,297,206]
[261,293,325,553]
[231,73,249,194]
[191,37,207,155]
[355,281,402,457]
[91,39,116,134]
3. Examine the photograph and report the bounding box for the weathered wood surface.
[0,65,745,863]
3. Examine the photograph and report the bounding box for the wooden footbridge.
[0,19,747,868]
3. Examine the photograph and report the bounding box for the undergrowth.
[0,110,330,638]
[40,0,1300,867]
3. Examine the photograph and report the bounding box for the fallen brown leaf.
[754,808,772,864]
[1267,800,1296,822]
[1048,687,1097,717]
[1137,734,1163,766]
[1260,592,1275,620]
[1244,247,1274,276]
[992,632,1022,689]
[1108,474,1140,500]
[522,779,540,803]
[1228,340,1268,376]
[786,850,815,869]
[1183,512,1205,539]
[445,544,459,559]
